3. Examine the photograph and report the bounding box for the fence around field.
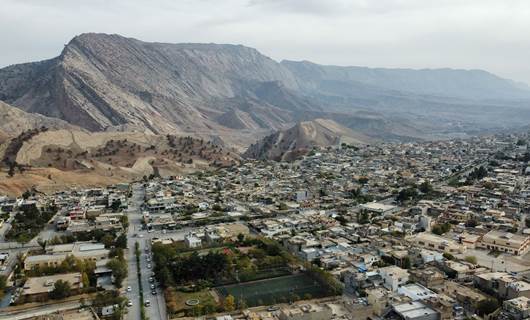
[215,273,333,307]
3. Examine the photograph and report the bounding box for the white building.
[379,266,410,292]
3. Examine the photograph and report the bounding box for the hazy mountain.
[243,119,371,161]
[282,60,530,101]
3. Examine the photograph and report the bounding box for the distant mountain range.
[1,33,530,160]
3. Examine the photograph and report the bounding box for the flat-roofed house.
[479,230,530,256]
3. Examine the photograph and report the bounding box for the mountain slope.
[2,33,530,145]
[0,100,80,140]
[0,33,315,137]
[244,119,371,161]
[282,60,530,100]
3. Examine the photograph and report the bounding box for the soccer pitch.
[215,274,332,306]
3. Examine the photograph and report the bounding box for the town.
[2,132,530,320]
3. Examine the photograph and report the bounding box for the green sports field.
[215,273,332,306]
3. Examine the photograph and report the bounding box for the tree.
[443,252,455,261]
[115,234,127,249]
[224,295,235,312]
[107,258,128,288]
[237,233,245,243]
[110,199,121,212]
[37,238,47,251]
[464,256,477,264]
[396,187,418,202]
[101,234,115,248]
[237,298,247,310]
[358,177,369,185]
[81,272,90,288]
[402,256,412,269]
[50,280,71,299]
[432,223,451,235]
[0,275,6,298]
[476,299,500,316]
[419,181,433,194]
[465,219,478,228]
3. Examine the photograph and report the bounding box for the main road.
[126,183,167,320]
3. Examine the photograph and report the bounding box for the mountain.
[0,100,80,141]
[2,33,530,147]
[281,60,530,101]
[243,119,371,161]
[0,33,315,146]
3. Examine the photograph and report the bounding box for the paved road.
[126,184,167,320]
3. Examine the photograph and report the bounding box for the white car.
[126,286,132,292]
[138,234,144,238]
[127,300,133,307]
[147,264,151,269]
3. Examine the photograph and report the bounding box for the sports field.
[215,273,332,306]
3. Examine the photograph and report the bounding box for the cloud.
[1,0,530,83]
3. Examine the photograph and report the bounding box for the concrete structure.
[390,301,440,320]
[503,296,530,320]
[25,242,109,270]
[278,303,332,320]
[410,232,466,254]
[22,272,82,299]
[398,283,438,301]
[479,230,530,256]
[379,266,409,292]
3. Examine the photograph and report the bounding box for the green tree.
[110,199,122,211]
[402,256,412,269]
[443,252,455,260]
[0,275,7,298]
[101,234,115,248]
[81,272,90,288]
[476,299,500,316]
[432,223,451,235]
[419,181,433,194]
[464,256,477,264]
[224,295,235,312]
[115,234,127,249]
[107,258,128,288]
[50,280,71,299]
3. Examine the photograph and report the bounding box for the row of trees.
[7,205,57,243]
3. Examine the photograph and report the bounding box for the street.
[125,184,167,320]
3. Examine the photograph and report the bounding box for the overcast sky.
[2,0,530,83]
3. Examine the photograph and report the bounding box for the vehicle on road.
[147,263,151,269]
[151,290,156,295]
[138,234,144,238]
[149,277,154,283]
[127,300,133,307]
[145,300,151,307]
[150,284,155,290]
[126,286,132,292]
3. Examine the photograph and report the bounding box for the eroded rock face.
[3,33,530,148]
[0,33,313,136]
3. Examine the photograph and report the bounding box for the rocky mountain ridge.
[2,33,530,149]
